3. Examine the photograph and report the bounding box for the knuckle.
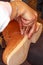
[32,11,38,21]
[34,12,38,19]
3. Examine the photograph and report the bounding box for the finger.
[22,21,34,27]
[19,23,23,35]
[24,26,30,35]
[22,26,26,35]
[28,22,36,39]
[21,17,34,27]
[16,16,25,35]
[18,20,23,35]
[21,17,31,25]
[17,16,24,35]
[35,22,40,32]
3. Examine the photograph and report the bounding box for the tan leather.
[2,20,23,64]
[2,20,42,65]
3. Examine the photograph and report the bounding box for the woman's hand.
[11,1,38,39]
[16,16,37,39]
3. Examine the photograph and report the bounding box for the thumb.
[18,21,23,35]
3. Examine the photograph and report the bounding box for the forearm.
[10,1,17,20]
[10,1,37,21]
[16,1,37,21]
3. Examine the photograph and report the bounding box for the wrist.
[10,1,18,20]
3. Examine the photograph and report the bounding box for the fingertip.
[21,30,23,35]
[28,33,32,39]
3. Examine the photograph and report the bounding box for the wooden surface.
[2,20,31,65]
[0,46,31,65]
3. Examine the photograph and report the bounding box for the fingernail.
[21,30,23,35]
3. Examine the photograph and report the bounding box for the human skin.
[10,1,38,38]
